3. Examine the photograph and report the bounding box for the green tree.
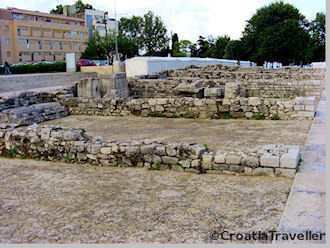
[50,5,64,14]
[241,1,310,65]
[213,36,231,58]
[81,32,138,60]
[171,33,180,56]
[308,12,325,62]
[119,16,144,46]
[177,40,192,57]
[224,40,244,61]
[75,0,93,13]
[142,11,169,56]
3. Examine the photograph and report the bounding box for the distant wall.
[0,72,96,93]
[125,57,256,78]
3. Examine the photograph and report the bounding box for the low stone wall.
[0,72,96,93]
[61,96,316,120]
[0,124,300,177]
[128,77,323,99]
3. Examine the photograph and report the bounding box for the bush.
[0,62,66,75]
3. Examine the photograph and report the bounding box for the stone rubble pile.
[0,124,300,177]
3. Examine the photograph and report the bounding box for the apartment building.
[0,8,88,64]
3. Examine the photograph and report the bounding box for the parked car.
[76,59,96,70]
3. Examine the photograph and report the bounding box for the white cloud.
[0,0,325,42]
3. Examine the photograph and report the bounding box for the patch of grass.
[252,112,265,120]
[63,153,75,163]
[148,112,166,118]
[148,161,161,170]
[203,144,209,150]
[271,113,280,120]
[7,146,18,158]
[221,112,232,119]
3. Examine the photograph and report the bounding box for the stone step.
[0,102,68,126]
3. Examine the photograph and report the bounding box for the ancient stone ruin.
[0,65,325,178]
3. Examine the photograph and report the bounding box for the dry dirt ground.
[47,116,312,151]
[0,158,292,243]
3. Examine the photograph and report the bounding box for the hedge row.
[0,62,66,75]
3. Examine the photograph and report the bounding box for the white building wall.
[125,57,256,78]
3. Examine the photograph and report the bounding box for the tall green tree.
[119,11,169,56]
[119,16,144,48]
[224,40,244,61]
[308,12,325,62]
[142,11,169,55]
[241,1,310,65]
[171,33,180,56]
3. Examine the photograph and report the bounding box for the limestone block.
[294,97,304,105]
[304,105,316,112]
[214,151,226,164]
[295,111,315,118]
[204,87,222,97]
[294,105,304,111]
[162,156,179,165]
[245,112,253,119]
[179,160,191,168]
[280,147,300,169]
[252,167,275,176]
[191,159,201,168]
[100,147,112,155]
[166,145,177,156]
[225,153,242,165]
[244,155,260,168]
[303,96,316,106]
[260,154,280,167]
[248,97,261,106]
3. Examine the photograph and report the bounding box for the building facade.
[0,8,88,64]
[84,9,118,40]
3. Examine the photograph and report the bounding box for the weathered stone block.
[214,151,226,164]
[248,97,261,106]
[100,147,112,155]
[162,156,178,165]
[280,147,300,169]
[252,167,275,176]
[179,160,191,168]
[260,154,280,167]
[225,153,242,165]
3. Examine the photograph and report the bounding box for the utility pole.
[114,0,119,62]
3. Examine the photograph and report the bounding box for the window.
[17,28,21,36]
[59,42,63,50]
[80,32,84,40]
[26,39,30,49]
[49,41,53,50]
[5,38,10,46]
[38,41,42,49]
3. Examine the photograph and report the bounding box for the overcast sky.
[0,0,325,41]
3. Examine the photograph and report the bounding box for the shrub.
[252,112,266,120]
[0,62,66,75]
